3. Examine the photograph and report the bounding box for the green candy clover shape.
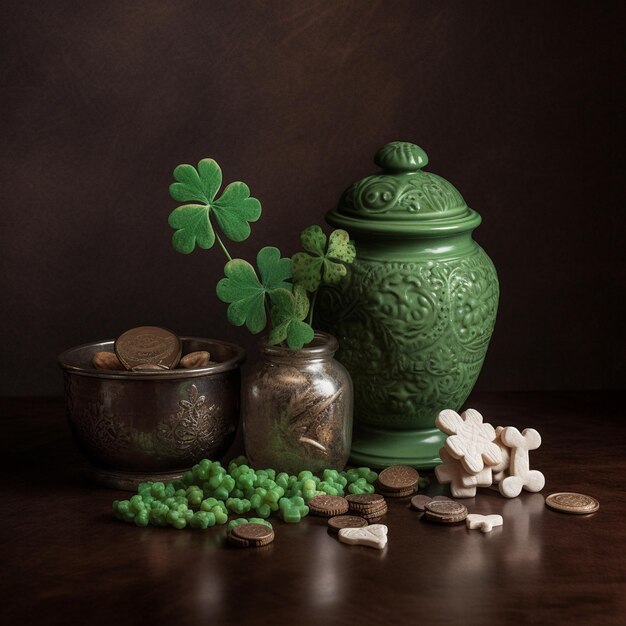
[268,285,314,349]
[292,225,356,292]
[168,159,262,254]
[216,246,292,334]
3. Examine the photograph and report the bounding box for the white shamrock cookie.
[436,408,502,475]
[435,448,479,498]
[498,427,545,498]
[461,464,493,488]
[491,426,511,483]
[338,524,388,550]
[466,514,503,533]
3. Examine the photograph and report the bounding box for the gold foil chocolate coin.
[545,492,599,515]
[115,326,182,370]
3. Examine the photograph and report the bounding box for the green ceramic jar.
[316,141,499,469]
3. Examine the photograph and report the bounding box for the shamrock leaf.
[292,226,356,292]
[268,285,314,349]
[216,247,292,333]
[168,159,262,254]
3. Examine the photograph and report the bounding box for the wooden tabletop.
[2,392,625,625]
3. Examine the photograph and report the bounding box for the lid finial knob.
[374,141,429,173]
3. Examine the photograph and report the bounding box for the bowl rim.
[58,336,246,380]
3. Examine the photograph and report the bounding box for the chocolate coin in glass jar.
[115,326,182,370]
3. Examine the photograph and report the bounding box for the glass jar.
[242,332,353,474]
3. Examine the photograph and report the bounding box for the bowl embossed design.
[58,337,245,489]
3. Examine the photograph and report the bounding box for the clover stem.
[307,289,319,326]
[215,232,233,262]
[264,296,272,329]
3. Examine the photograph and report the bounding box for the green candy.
[112,456,380,530]
[190,511,216,529]
[278,496,309,523]
[347,478,375,494]
[186,486,204,506]
[227,517,273,532]
[226,497,251,514]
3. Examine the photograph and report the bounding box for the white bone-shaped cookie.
[466,514,503,533]
[435,448,478,498]
[436,409,502,475]
[498,427,545,498]
[490,426,511,483]
[338,524,388,549]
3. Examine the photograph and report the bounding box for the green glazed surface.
[318,142,499,469]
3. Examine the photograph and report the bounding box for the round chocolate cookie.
[346,493,386,512]
[229,523,275,548]
[424,500,468,524]
[327,515,368,533]
[375,482,417,498]
[410,495,433,512]
[308,495,350,517]
[115,326,182,370]
[545,492,599,515]
[377,465,420,491]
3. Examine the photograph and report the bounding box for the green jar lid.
[327,141,481,237]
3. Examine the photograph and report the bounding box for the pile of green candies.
[112,456,379,529]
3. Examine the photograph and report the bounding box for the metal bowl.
[58,337,245,490]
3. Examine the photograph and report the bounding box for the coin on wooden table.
[327,515,368,533]
[410,495,433,512]
[231,523,275,547]
[115,326,182,370]
[308,495,350,517]
[424,500,468,524]
[375,482,417,498]
[377,465,420,491]
[346,493,386,513]
[545,492,599,515]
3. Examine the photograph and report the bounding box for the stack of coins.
[92,326,212,371]
[410,494,452,512]
[423,500,468,524]
[308,495,350,517]
[375,465,420,498]
[346,493,388,523]
[227,523,275,548]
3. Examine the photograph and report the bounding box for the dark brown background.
[1,0,623,396]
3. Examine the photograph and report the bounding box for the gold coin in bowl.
[115,326,182,370]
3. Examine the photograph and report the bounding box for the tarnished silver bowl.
[58,337,245,490]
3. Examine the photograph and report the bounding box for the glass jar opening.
[259,332,338,363]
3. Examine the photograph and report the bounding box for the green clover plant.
[168,157,355,349]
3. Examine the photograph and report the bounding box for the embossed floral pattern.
[316,248,498,428]
[157,384,224,461]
